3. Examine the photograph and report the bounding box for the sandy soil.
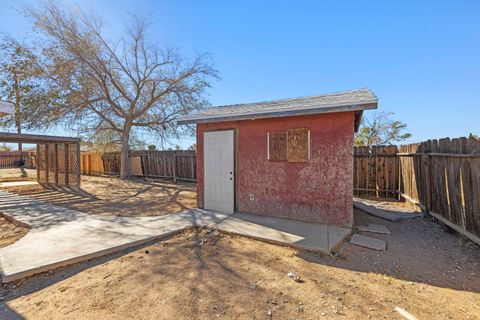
[5,175,197,217]
[1,209,479,320]
[1,177,479,319]
[0,168,36,182]
[0,216,28,249]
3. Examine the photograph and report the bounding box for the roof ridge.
[213,88,374,109]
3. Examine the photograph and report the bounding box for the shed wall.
[196,112,355,227]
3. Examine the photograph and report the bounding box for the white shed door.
[204,130,234,213]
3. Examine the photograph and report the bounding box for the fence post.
[76,143,81,188]
[36,144,41,182]
[172,151,177,183]
[64,143,69,185]
[45,144,49,183]
[422,153,432,211]
[54,144,59,184]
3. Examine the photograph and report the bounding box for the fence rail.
[354,136,480,242]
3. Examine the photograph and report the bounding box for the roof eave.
[0,132,81,144]
[177,101,378,125]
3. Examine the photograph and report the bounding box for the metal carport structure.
[0,132,81,188]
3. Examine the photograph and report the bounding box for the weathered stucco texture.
[196,112,355,227]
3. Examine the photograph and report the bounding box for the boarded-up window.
[268,131,287,161]
[268,128,310,162]
[287,128,310,162]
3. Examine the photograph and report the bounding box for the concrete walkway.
[0,190,350,283]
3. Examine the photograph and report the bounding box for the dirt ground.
[1,177,479,319]
[4,175,197,217]
[1,208,479,319]
[0,216,28,249]
[0,168,36,182]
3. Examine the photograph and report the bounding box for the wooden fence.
[354,136,480,242]
[80,152,105,176]
[354,145,399,198]
[0,151,36,168]
[81,150,196,182]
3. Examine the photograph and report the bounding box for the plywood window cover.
[287,128,310,162]
[268,128,310,162]
[268,131,287,161]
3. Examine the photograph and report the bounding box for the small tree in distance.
[28,2,217,178]
[354,111,411,147]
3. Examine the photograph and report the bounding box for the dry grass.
[0,216,28,249]
[0,168,36,182]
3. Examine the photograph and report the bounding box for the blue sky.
[0,0,479,148]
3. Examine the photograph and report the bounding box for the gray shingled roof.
[177,88,377,125]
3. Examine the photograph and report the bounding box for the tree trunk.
[119,124,131,179]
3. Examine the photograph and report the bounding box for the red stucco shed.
[178,89,378,228]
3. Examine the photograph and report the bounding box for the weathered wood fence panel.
[80,152,105,175]
[354,136,480,240]
[82,150,196,182]
[353,145,399,197]
[0,151,36,168]
[133,150,196,182]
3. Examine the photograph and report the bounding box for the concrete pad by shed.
[177,208,231,227]
[350,233,386,251]
[353,198,423,222]
[0,213,195,282]
[0,189,351,282]
[216,213,351,253]
[357,224,391,234]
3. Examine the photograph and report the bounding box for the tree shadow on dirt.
[6,177,196,217]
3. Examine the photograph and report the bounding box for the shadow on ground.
[4,176,196,217]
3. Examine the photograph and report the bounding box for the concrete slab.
[350,233,386,251]
[357,224,391,234]
[0,213,197,282]
[0,181,38,187]
[0,190,351,282]
[353,198,423,222]
[216,212,351,253]
[177,208,231,227]
[0,190,82,228]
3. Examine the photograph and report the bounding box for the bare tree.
[28,2,216,178]
[354,111,411,146]
[0,37,50,152]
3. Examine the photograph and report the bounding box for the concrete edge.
[0,227,191,283]
[328,229,353,252]
[0,211,31,229]
[217,228,328,254]
[353,201,423,221]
